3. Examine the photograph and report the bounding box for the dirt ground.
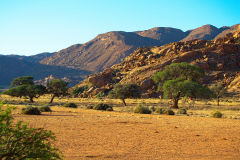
[13,107,240,160]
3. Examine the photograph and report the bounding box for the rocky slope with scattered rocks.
[76,27,240,98]
[41,24,239,74]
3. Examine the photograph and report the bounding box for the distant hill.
[135,27,187,43]
[41,24,240,74]
[5,52,55,63]
[40,31,163,72]
[0,55,90,88]
[181,24,223,41]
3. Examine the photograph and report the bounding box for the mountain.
[181,24,225,41]
[40,31,163,72]
[0,55,90,88]
[76,28,240,98]
[135,27,186,43]
[5,52,55,63]
[41,24,239,74]
[215,24,240,39]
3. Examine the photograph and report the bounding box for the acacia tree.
[0,103,62,159]
[4,76,46,102]
[153,62,211,108]
[210,83,227,106]
[109,84,140,106]
[47,79,68,104]
[10,76,34,87]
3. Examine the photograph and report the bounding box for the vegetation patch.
[22,106,41,115]
[164,109,175,115]
[134,104,152,114]
[93,103,113,111]
[87,105,94,109]
[177,109,187,114]
[0,104,62,159]
[38,105,52,112]
[211,111,223,118]
[63,103,78,108]
[155,107,166,114]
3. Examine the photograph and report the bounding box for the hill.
[41,24,239,74]
[0,56,90,88]
[76,27,240,97]
[5,52,55,63]
[40,32,163,72]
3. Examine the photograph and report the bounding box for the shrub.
[155,107,166,114]
[22,106,41,115]
[38,105,52,112]
[70,85,88,97]
[106,107,114,111]
[133,104,152,114]
[149,106,156,112]
[93,103,112,111]
[164,109,175,115]
[0,104,62,159]
[87,105,94,109]
[177,109,187,114]
[63,103,77,108]
[211,111,223,118]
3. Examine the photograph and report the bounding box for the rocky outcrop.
[76,29,240,97]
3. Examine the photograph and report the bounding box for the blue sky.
[0,0,239,56]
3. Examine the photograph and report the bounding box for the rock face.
[77,29,240,97]
[41,24,240,74]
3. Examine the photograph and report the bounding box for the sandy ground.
[14,108,240,160]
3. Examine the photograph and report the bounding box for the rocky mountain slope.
[40,24,239,74]
[40,32,163,72]
[77,27,240,98]
[0,56,90,88]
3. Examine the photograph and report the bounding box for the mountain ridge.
[41,24,240,73]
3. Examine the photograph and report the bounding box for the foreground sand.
[14,108,240,160]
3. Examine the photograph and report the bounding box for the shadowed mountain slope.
[0,55,90,88]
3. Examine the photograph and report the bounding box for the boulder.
[140,79,154,90]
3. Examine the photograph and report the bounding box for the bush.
[133,104,152,114]
[155,107,166,114]
[93,103,112,111]
[0,104,62,159]
[211,111,223,118]
[149,106,156,112]
[164,109,175,115]
[87,105,94,109]
[38,105,52,112]
[177,109,187,114]
[63,103,77,108]
[70,85,88,97]
[106,107,114,111]
[22,106,41,115]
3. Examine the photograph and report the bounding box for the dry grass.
[1,95,240,159]
[12,107,240,160]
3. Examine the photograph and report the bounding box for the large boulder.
[140,79,154,90]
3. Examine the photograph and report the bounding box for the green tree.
[153,62,211,108]
[109,84,140,106]
[210,83,227,106]
[70,85,88,97]
[47,79,68,104]
[0,103,62,159]
[10,76,34,87]
[4,77,46,103]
